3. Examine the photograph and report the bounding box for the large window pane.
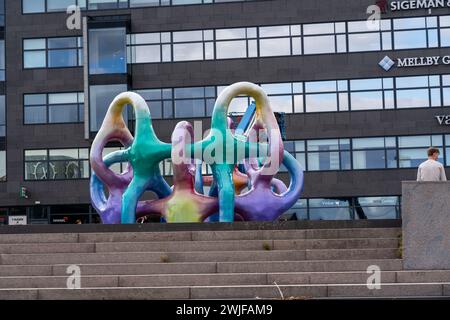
[303,35,335,54]
[90,84,127,131]
[441,29,450,47]
[24,51,46,68]
[89,28,127,74]
[268,95,293,113]
[309,198,352,220]
[308,152,340,171]
[24,106,47,124]
[0,150,5,181]
[47,0,76,12]
[48,49,77,67]
[348,33,380,52]
[133,45,161,63]
[399,148,430,167]
[49,104,79,123]
[305,93,337,112]
[353,150,386,169]
[0,96,4,137]
[351,91,383,110]
[48,37,77,49]
[216,41,246,59]
[356,197,399,219]
[394,30,427,49]
[23,0,45,13]
[174,99,205,118]
[396,89,429,108]
[173,43,203,61]
[259,38,291,57]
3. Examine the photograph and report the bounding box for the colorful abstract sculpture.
[90,82,304,224]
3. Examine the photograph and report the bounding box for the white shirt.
[417,159,447,182]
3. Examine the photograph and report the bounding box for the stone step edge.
[0,247,400,258]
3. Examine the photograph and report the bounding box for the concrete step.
[0,248,399,266]
[3,270,450,289]
[0,283,448,300]
[47,259,404,277]
[0,243,96,254]
[94,238,399,253]
[0,228,401,244]
[0,238,399,254]
[189,283,450,299]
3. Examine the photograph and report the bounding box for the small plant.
[160,254,170,263]
[262,242,272,251]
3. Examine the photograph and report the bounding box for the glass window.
[173,43,204,61]
[47,0,77,12]
[394,30,427,49]
[309,198,352,220]
[440,29,450,47]
[48,49,78,67]
[23,0,46,13]
[305,93,338,112]
[307,139,342,171]
[396,76,429,88]
[24,51,46,68]
[25,92,83,124]
[49,104,79,123]
[216,40,247,59]
[259,25,291,37]
[89,28,127,74]
[88,0,128,10]
[216,28,246,40]
[25,106,47,124]
[355,197,399,220]
[396,89,429,108]
[348,33,380,52]
[353,150,387,169]
[0,150,5,181]
[394,17,426,30]
[399,148,431,168]
[174,99,205,118]
[351,91,383,110]
[268,95,293,113]
[259,38,291,57]
[303,23,335,35]
[90,84,127,131]
[0,96,4,137]
[0,40,5,80]
[306,81,336,93]
[303,35,335,54]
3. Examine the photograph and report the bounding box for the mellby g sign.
[398,56,450,68]
[391,0,450,11]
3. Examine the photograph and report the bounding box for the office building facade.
[0,0,449,224]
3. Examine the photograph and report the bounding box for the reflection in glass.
[348,33,380,52]
[90,84,127,131]
[303,35,335,54]
[396,89,429,108]
[89,28,127,74]
[394,30,427,49]
[305,93,338,112]
[173,43,204,61]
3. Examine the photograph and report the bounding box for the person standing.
[417,147,447,182]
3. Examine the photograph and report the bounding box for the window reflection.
[89,28,127,74]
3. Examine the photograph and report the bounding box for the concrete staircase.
[0,225,449,299]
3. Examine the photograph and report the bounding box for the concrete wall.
[402,181,450,270]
